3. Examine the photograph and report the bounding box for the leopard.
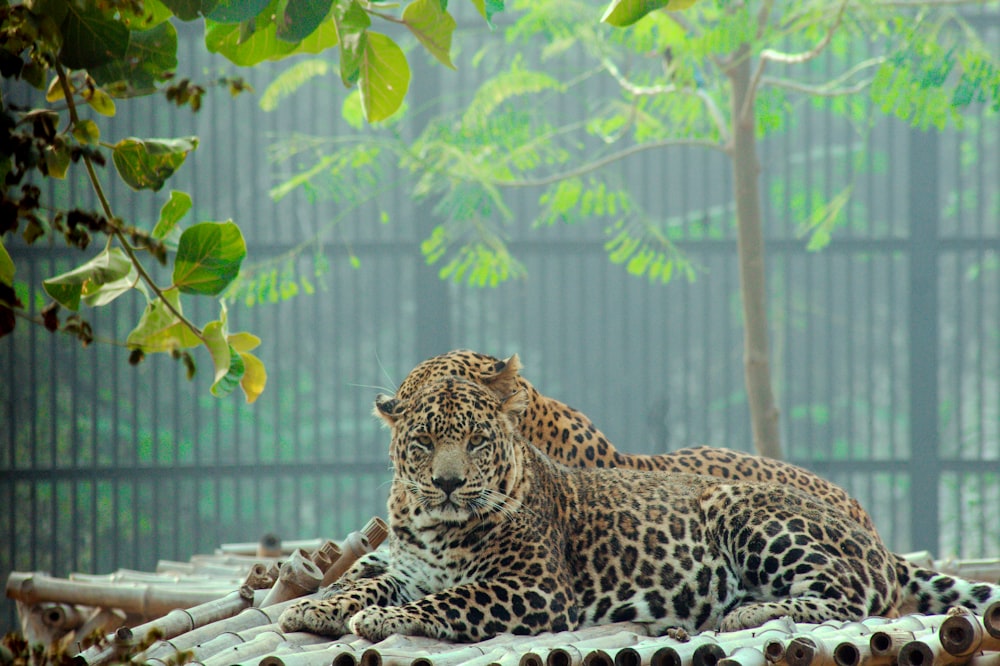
[279,377,1000,643]
[392,349,875,533]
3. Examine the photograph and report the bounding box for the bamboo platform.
[6,522,1000,666]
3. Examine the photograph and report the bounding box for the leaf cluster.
[0,1,269,401]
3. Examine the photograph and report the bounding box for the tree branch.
[55,63,205,343]
[496,138,729,189]
[601,58,731,143]
[740,0,850,123]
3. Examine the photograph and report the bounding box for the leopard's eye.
[467,434,488,452]
[411,434,433,452]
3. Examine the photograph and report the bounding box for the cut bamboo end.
[362,517,389,549]
[986,602,1000,640]
[258,534,283,558]
[939,611,983,657]
[652,646,682,666]
[259,551,323,608]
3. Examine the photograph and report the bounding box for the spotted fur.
[393,350,875,533]
[278,378,1000,642]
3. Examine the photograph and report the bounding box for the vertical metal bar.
[907,127,941,553]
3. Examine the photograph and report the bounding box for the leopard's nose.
[432,475,466,497]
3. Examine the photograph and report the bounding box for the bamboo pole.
[256,639,367,666]
[897,634,966,666]
[8,572,232,621]
[719,647,770,666]
[218,538,326,557]
[75,585,256,666]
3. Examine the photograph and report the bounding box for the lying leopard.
[395,350,874,533]
[279,378,1000,642]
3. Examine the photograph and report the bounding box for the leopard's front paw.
[278,599,350,637]
[349,606,434,642]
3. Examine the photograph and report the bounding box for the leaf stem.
[54,62,205,343]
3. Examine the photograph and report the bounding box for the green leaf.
[59,3,130,69]
[112,136,198,191]
[82,264,147,307]
[259,58,331,111]
[341,89,365,127]
[154,190,193,239]
[118,0,175,30]
[204,314,245,398]
[43,248,132,311]
[468,0,504,28]
[402,0,456,69]
[72,119,100,144]
[205,7,338,66]
[358,32,410,122]
[126,290,201,351]
[601,0,697,27]
[0,237,14,286]
[206,0,271,23]
[89,21,178,95]
[173,221,247,295]
[160,0,206,21]
[277,0,333,42]
[333,0,371,86]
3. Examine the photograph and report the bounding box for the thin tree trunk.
[725,50,782,460]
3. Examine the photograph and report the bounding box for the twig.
[740,0,850,123]
[54,63,205,343]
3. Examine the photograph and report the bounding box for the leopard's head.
[375,377,528,525]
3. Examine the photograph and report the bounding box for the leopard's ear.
[500,388,529,423]
[482,353,521,397]
[374,394,407,426]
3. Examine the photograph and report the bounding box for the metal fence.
[2,14,999,634]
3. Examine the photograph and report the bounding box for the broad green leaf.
[173,221,247,295]
[359,32,410,122]
[601,0,698,28]
[333,0,371,86]
[59,3,130,69]
[0,238,14,286]
[126,290,201,351]
[154,190,193,239]
[90,22,178,95]
[206,0,271,23]
[43,248,132,311]
[259,59,331,111]
[160,0,206,21]
[112,136,198,191]
[402,0,456,69]
[204,318,245,398]
[238,351,266,403]
[468,0,504,28]
[81,264,148,307]
[227,331,261,352]
[205,10,338,66]
[277,0,334,42]
[118,0,175,30]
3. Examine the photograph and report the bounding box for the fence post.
[907,127,941,553]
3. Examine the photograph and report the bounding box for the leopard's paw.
[349,606,431,642]
[278,599,349,637]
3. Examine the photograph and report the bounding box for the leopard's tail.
[893,555,1000,615]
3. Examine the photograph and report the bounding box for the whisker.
[347,382,397,394]
[374,348,399,393]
